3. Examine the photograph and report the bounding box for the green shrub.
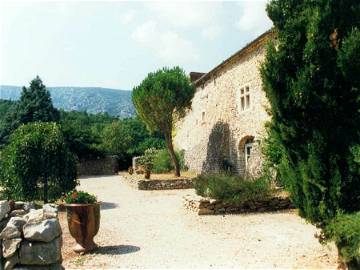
[63,190,97,204]
[323,212,360,268]
[152,148,187,173]
[194,174,273,205]
[0,122,77,202]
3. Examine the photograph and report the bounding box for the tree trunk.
[165,132,180,177]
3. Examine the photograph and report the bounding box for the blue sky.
[0,1,272,90]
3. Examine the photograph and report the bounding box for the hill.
[0,85,135,118]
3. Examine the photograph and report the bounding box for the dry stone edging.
[121,174,194,190]
[0,201,63,270]
[183,193,294,215]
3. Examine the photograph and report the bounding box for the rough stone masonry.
[174,31,274,179]
[0,200,63,270]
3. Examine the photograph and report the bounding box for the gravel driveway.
[62,175,338,269]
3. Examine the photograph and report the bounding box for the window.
[238,85,251,112]
[202,111,205,122]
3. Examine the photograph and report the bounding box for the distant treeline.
[0,99,165,168]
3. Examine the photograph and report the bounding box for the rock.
[19,237,61,265]
[10,210,27,218]
[0,225,21,240]
[4,252,19,270]
[13,263,64,270]
[23,218,61,243]
[8,217,26,231]
[24,210,44,224]
[0,201,11,221]
[3,238,22,258]
[43,203,59,218]
[22,203,35,213]
[0,218,10,233]
[198,208,214,215]
[14,202,25,210]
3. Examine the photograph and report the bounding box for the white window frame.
[237,84,251,113]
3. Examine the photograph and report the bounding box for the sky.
[0,1,272,90]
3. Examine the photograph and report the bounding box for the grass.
[193,173,274,205]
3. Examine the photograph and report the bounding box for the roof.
[189,72,206,82]
[193,29,274,87]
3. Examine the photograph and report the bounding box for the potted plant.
[138,148,157,179]
[63,190,100,253]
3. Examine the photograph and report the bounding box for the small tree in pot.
[63,190,100,253]
[138,148,157,179]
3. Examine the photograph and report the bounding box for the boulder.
[0,225,21,240]
[22,203,35,213]
[43,204,58,215]
[24,210,44,224]
[10,210,27,218]
[3,238,22,258]
[0,201,10,221]
[4,252,19,270]
[8,217,26,231]
[23,219,61,243]
[14,202,25,211]
[19,237,61,265]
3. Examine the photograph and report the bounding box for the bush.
[63,190,97,204]
[152,149,187,173]
[194,174,273,205]
[0,122,77,202]
[323,212,360,268]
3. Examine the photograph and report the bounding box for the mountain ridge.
[0,85,135,118]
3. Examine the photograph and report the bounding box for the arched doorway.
[238,135,254,177]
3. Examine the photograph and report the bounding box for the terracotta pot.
[64,203,100,253]
[144,170,151,179]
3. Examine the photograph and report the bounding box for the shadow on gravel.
[92,245,140,255]
[100,202,118,210]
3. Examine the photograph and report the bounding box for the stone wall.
[121,174,194,190]
[0,201,63,270]
[77,155,118,176]
[183,194,294,215]
[174,32,272,178]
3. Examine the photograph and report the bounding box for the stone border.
[183,194,294,215]
[121,174,194,190]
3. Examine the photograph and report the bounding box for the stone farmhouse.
[174,30,274,178]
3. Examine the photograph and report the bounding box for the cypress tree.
[262,0,360,233]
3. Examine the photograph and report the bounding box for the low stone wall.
[183,194,294,215]
[0,201,63,270]
[138,179,193,190]
[77,155,118,176]
[121,174,194,190]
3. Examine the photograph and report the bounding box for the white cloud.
[131,20,199,65]
[236,1,273,34]
[143,2,222,40]
[121,10,135,25]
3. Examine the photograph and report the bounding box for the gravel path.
[62,175,338,269]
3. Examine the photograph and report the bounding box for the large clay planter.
[64,203,100,253]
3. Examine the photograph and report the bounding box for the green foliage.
[152,148,186,173]
[0,77,59,146]
[101,121,133,158]
[323,212,360,267]
[132,66,195,176]
[0,122,77,202]
[194,174,273,205]
[63,190,97,204]
[137,148,157,171]
[262,1,360,224]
